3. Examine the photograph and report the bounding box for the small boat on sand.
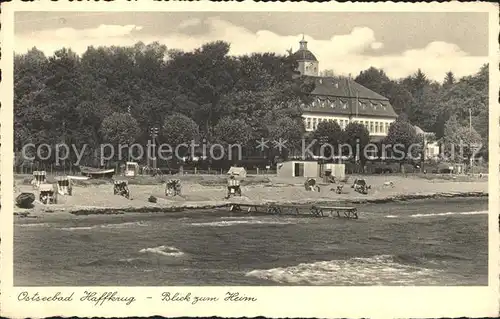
[67,175,90,181]
[79,166,115,179]
[16,192,35,208]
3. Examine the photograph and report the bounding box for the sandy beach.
[13,174,488,220]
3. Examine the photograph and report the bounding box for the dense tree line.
[15,41,314,167]
[14,40,488,168]
[355,65,488,159]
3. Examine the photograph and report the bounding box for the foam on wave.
[245,254,443,285]
[138,245,184,257]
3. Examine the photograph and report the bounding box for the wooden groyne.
[228,203,358,219]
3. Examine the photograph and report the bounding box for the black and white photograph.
[1,2,498,318]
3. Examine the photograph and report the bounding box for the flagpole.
[356,92,358,119]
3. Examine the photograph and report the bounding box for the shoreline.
[14,190,488,218]
[13,174,488,219]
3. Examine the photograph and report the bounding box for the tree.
[355,67,391,96]
[313,120,343,158]
[384,117,420,171]
[268,116,304,160]
[343,122,370,165]
[100,112,141,163]
[436,64,488,148]
[161,113,200,159]
[212,117,252,161]
[14,48,50,152]
[166,41,239,133]
[442,116,482,164]
[443,71,456,89]
[355,67,413,115]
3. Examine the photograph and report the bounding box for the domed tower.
[291,36,319,76]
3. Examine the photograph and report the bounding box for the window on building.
[370,122,374,133]
[375,122,379,133]
[339,119,344,128]
[312,118,317,130]
[385,123,389,133]
[306,118,311,130]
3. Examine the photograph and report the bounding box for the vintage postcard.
[1,1,499,318]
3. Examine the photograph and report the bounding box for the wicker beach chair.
[113,180,130,199]
[39,183,57,204]
[304,178,320,192]
[165,179,182,196]
[352,179,370,195]
[225,176,242,198]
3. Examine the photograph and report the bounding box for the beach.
[13,174,488,219]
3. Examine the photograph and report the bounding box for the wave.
[59,221,149,231]
[60,226,95,231]
[410,210,487,218]
[385,210,487,219]
[245,254,443,285]
[190,219,293,227]
[79,258,150,268]
[16,223,52,228]
[138,245,184,257]
[100,221,149,229]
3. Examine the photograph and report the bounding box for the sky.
[14,12,489,81]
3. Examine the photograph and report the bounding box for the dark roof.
[302,76,398,118]
[311,77,388,100]
[291,49,318,62]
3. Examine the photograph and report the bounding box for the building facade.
[291,38,398,142]
[414,126,440,160]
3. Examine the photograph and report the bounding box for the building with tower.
[291,36,319,77]
[290,37,398,143]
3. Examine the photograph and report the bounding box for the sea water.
[14,197,488,286]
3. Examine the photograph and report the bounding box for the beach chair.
[352,179,370,195]
[165,179,182,196]
[304,178,320,192]
[39,183,57,204]
[113,180,130,199]
[56,177,72,195]
[32,171,47,189]
[334,184,344,194]
[225,176,242,198]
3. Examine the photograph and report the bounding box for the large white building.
[290,37,398,142]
